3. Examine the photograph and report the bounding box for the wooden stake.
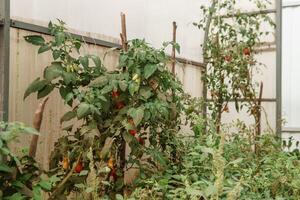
[119,12,128,190]
[171,21,177,75]
[28,97,49,158]
[257,82,263,136]
[120,12,128,51]
[254,82,263,154]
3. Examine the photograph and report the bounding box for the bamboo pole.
[119,12,128,188]
[28,97,49,158]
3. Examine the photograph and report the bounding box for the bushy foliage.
[0,122,50,200]
[130,118,300,200]
[24,21,185,199]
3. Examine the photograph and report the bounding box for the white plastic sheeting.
[282,2,300,129]
[11,0,208,62]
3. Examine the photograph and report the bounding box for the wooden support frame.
[0,0,10,121]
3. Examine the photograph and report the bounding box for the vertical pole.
[276,0,282,136]
[119,12,127,191]
[0,0,10,122]
[120,12,128,51]
[171,21,177,75]
[202,0,217,129]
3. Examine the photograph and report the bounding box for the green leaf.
[116,194,124,200]
[24,78,48,99]
[55,32,65,46]
[101,85,113,94]
[90,55,101,67]
[119,55,128,68]
[77,103,91,119]
[150,149,167,166]
[5,192,25,200]
[74,40,82,52]
[139,88,152,100]
[60,111,76,123]
[89,76,108,87]
[85,187,94,193]
[38,179,52,191]
[44,62,64,81]
[52,50,61,60]
[23,126,39,135]
[32,185,42,200]
[128,82,139,96]
[205,184,217,196]
[37,84,54,99]
[144,64,158,79]
[62,71,76,85]
[174,43,180,53]
[24,35,45,46]
[79,56,89,68]
[64,92,74,104]
[79,170,89,176]
[128,107,144,126]
[38,44,51,54]
[0,163,12,173]
[119,80,128,92]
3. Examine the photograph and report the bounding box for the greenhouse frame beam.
[206,98,276,102]
[0,0,10,121]
[10,20,122,49]
[10,20,204,69]
[218,9,276,19]
[276,0,282,136]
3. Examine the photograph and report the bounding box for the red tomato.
[138,137,145,145]
[224,55,232,62]
[115,101,125,109]
[129,129,137,136]
[109,167,117,181]
[112,90,120,98]
[75,162,83,173]
[243,47,250,56]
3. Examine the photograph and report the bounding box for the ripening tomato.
[129,129,137,136]
[115,101,125,109]
[62,156,69,170]
[224,55,232,62]
[108,157,114,169]
[75,161,83,173]
[243,47,250,56]
[109,167,117,181]
[138,137,145,145]
[112,90,120,98]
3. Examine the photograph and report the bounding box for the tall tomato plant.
[24,21,184,198]
[195,0,275,134]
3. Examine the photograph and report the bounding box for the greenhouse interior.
[1,0,300,199]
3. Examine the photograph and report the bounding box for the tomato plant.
[195,0,275,135]
[24,20,184,198]
[0,121,53,199]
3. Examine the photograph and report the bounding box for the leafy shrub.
[130,118,300,200]
[24,21,185,199]
[0,121,50,199]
